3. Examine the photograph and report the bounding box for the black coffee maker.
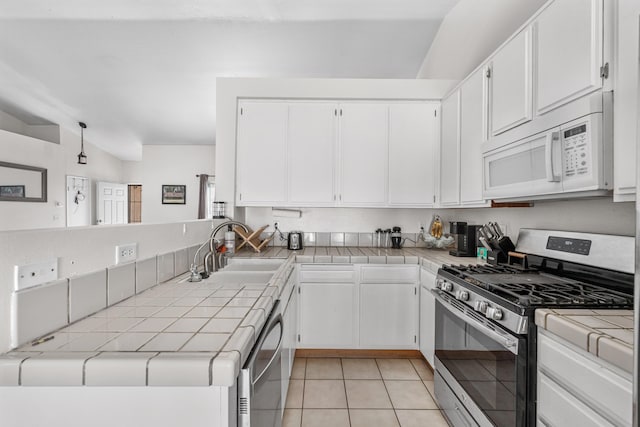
[449,222,481,257]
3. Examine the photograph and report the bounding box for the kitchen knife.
[493,222,505,238]
[479,236,492,250]
[489,222,502,239]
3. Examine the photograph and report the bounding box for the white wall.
[0,125,123,231]
[0,219,216,352]
[245,198,636,238]
[416,0,547,79]
[122,145,215,224]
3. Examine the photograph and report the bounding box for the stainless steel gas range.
[432,229,635,427]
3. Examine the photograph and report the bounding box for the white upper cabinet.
[489,27,533,136]
[440,91,461,206]
[460,68,490,206]
[288,103,337,205]
[613,0,640,201]
[534,0,603,115]
[339,103,389,205]
[236,102,288,205]
[388,103,438,207]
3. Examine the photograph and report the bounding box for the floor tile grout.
[287,356,448,427]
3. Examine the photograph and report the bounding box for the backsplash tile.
[316,233,330,246]
[107,263,136,305]
[12,279,69,347]
[157,252,175,283]
[136,257,157,293]
[330,232,345,246]
[68,270,107,322]
[304,232,316,247]
[358,233,373,247]
[344,233,358,247]
[174,248,189,275]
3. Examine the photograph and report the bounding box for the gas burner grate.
[441,264,634,307]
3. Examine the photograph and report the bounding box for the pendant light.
[77,122,87,165]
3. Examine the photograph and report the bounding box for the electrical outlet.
[14,259,59,291]
[115,243,138,264]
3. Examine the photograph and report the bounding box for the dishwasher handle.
[249,312,284,389]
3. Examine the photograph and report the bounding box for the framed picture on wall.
[0,185,25,198]
[161,185,186,204]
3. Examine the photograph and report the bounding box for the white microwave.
[483,110,612,201]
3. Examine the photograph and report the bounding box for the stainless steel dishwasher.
[238,300,283,427]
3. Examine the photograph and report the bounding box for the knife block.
[487,249,508,265]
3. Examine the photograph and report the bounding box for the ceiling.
[0,0,458,160]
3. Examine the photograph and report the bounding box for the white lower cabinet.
[359,283,418,349]
[537,329,632,427]
[419,268,437,366]
[298,264,420,350]
[298,282,358,348]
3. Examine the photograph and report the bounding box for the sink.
[205,271,275,284]
[224,258,284,272]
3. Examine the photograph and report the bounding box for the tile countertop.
[535,308,634,374]
[0,247,480,388]
[234,245,483,274]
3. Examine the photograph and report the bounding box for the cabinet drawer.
[537,331,632,426]
[538,373,615,427]
[299,264,355,283]
[360,265,418,284]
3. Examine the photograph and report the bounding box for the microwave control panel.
[563,123,590,177]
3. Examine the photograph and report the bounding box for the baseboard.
[295,349,424,360]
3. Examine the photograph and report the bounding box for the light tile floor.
[284,357,449,427]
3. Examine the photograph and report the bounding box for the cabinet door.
[388,103,438,206]
[489,27,533,136]
[419,269,437,367]
[236,102,288,204]
[439,92,460,206]
[360,283,417,349]
[534,0,603,115]
[339,103,388,205]
[613,0,640,201]
[299,283,357,348]
[460,69,489,206]
[288,103,337,205]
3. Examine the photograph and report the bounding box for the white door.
[388,103,438,206]
[339,103,388,205]
[66,175,90,227]
[440,91,461,206]
[299,283,357,348]
[97,182,128,225]
[359,283,417,349]
[236,101,288,205]
[288,102,337,205]
[489,27,533,136]
[534,0,603,115]
[460,69,490,206]
[419,269,437,367]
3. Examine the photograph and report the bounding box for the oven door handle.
[431,289,519,355]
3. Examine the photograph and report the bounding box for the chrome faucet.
[188,220,250,281]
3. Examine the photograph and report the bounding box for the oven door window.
[435,299,522,427]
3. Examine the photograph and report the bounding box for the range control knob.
[436,279,445,289]
[441,282,453,292]
[474,300,488,314]
[455,290,469,301]
[486,307,503,321]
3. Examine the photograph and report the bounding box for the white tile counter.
[0,247,480,387]
[535,308,635,374]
